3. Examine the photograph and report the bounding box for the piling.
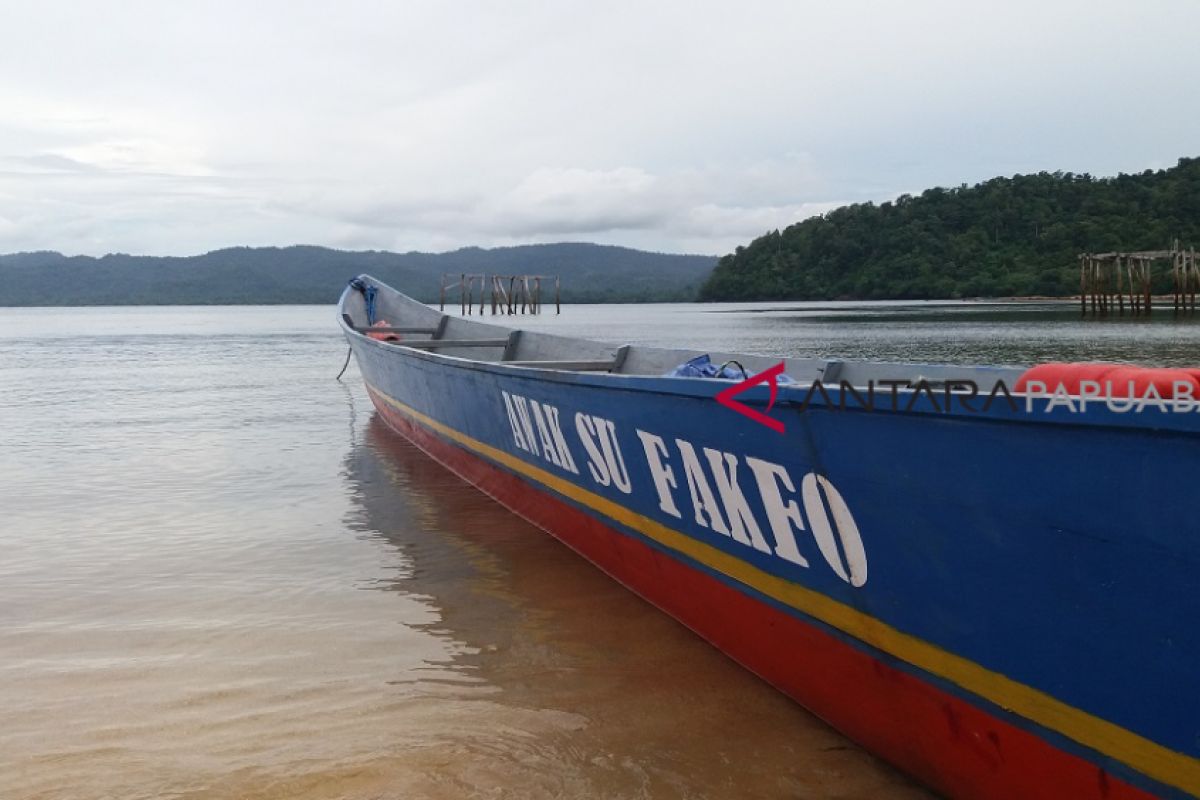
[441,273,561,315]
[1078,244,1197,316]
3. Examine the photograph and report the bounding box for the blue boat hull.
[345,301,1200,799]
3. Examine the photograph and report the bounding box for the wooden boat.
[339,275,1200,800]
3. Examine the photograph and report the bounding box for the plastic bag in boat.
[666,354,795,383]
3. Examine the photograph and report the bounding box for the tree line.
[700,157,1200,300]
[0,243,716,306]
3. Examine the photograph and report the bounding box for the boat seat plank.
[433,316,450,339]
[503,359,618,371]
[353,326,439,335]
[611,345,631,373]
[401,339,509,349]
[342,314,438,335]
[502,330,522,361]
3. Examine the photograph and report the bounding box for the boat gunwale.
[337,280,1200,435]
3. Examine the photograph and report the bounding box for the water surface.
[4,301,1199,799]
[507,300,1200,366]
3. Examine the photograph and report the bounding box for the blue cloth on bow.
[666,354,796,383]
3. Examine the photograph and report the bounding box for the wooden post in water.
[441,273,559,315]
[1116,255,1124,315]
[1133,257,1143,315]
[1173,251,1180,315]
[1185,248,1195,314]
[1180,246,1195,315]
[1101,259,1110,316]
[1187,250,1194,314]
[1123,260,1132,316]
[1080,255,1087,316]
[1144,257,1153,315]
[1074,248,1200,317]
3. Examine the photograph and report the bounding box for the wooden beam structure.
[1077,242,1198,317]
[439,273,488,315]
[442,273,561,315]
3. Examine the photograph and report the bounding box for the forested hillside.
[700,157,1200,300]
[0,243,716,306]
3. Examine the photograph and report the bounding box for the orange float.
[367,319,403,342]
[1015,362,1200,399]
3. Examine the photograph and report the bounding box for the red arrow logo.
[715,361,788,433]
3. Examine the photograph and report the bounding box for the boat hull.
[345,304,1200,800]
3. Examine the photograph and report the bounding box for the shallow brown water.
[328,417,930,800]
[10,299,1200,799]
[0,305,937,799]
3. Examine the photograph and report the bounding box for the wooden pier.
[1078,242,1199,316]
[440,273,560,315]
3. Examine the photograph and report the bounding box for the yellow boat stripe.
[368,382,1199,795]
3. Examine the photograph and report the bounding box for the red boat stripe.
[366,382,1194,797]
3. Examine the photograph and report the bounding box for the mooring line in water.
[335,347,353,381]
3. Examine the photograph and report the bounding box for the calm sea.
[4,301,1200,800]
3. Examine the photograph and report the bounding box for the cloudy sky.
[1,1,1197,257]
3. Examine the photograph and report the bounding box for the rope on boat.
[335,347,353,381]
[339,276,375,380]
[718,360,749,379]
[348,277,377,324]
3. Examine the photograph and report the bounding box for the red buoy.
[1013,363,1119,396]
[1015,362,1200,400]
[1102,367,1200,400]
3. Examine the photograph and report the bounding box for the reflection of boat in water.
[345,415,932,798]
[340,276,1200,800]
[343,413,536,661]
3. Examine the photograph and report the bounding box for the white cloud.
[494,167,667,234]
[0,0,1197,257]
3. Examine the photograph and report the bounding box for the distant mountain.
[0,243,717,306]
[700,156,1200,301]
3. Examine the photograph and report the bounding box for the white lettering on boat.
[498,390,868,585]
[529,400,578,474]
[703,447,772,554]
[501,391,532,453]
[744,456,810,567]
[574,413,611,485]
[501,391,579,474]
[676,439,729,534]
[575,412,632,493]
[801,473,868,587]
[635,430,683,518]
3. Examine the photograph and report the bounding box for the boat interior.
[341,276,1025,391]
